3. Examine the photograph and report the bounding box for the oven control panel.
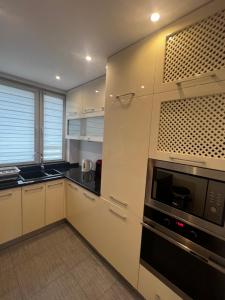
[144,205,225,259]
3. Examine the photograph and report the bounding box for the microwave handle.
[142,221,225,274]
[169,156,206,165]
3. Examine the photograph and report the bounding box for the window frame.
[0,78,66,167]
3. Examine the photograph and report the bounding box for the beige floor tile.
[0,248,13,272]
[31,273,88,300]
[71,257,115,299]
[0,267,19,298]
[101,282,143,300]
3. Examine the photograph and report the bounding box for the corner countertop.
[0,163,101,196]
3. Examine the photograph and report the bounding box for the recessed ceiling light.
[56,75,61,80]
[141,85,145,89]
[95,90,99,93]
[86,56,92,61]
[150,12,160,22]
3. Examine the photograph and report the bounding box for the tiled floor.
[0,223,143,300]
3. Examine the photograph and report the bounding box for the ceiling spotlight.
[56,75,61,80]
[95,90,99,93]
[150,12,160,22]
[86,56,92,61]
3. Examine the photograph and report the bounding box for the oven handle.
[142,222,225,274]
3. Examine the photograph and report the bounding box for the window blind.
[0,84,35,164]
[43,94,64,161]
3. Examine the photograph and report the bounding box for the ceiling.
[0,0,209,91]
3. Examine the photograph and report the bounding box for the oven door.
[141,222,225,300]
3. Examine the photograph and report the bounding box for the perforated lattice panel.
[157,93,225,159]
[163,9,225,83]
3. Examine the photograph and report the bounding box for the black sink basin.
[20,170,48,181]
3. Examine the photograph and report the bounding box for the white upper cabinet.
[149,82,225,171]
[66,86,84,118]
[82,76,106,114]
[106,37,156,100]
[101,94,152,219]
[153,1,225,94]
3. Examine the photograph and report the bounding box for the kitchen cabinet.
[82,76,105,114]
[101,94,152,218]
[45,180,65,225]
[106,36,156,100]
[66,85,84,118]
[97,198,142,288]
[153,1,225,94]
[66,181,102,246]
[0,188,22,244]
[22,184,45,234]
[149,82,225,171]
[138,265,182,300]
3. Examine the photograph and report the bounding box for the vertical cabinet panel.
[66,181,79,228]
[101,95,152,218]
[66,86,84,117]
[45,180,65,225]
[138,265,182,300]
[82,76,106,113]
[106,37,156,100]
[22,184,45,234]
[153,1,225,94]
[0,188,22,244]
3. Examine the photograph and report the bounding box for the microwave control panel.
[204,180,225,225]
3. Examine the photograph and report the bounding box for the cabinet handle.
[116,92,135,101]
[109,208,127,220]
[47,182,63,188]
[169,156,206,165]
[68,183,78,190]
[110,196,128,207]
[83,192,95,201]
[24,186,43,192]
[0,192,12,198]
[176,72,216,85]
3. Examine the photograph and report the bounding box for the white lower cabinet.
[0,188,22,244]
[45,180,65,225]
[22,184,45,234]
[138,265,182,300]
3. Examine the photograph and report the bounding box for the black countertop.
[0,163,101,196]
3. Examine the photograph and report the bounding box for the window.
[43,93,64,161]
[0,81,65,166]
[0,83,36,164]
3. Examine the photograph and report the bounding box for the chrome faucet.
[40,154,45,171]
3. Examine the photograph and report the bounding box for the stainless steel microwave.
[146,160,225,238]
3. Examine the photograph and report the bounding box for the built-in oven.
[141,160,225,300]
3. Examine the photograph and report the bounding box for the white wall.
[67,140,102,170]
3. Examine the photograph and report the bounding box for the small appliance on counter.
[0,166,21,182]
[81,159,93,172]
[95,159,102,178]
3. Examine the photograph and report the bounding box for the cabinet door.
[153,1,225,94]
[82,76,106,113]
[138,265,182,300]
[66,181,79,227]
[101,95,152,218]
[97,198,142,288]
[22,184,45,234]
[106,37,155,100]
[66,86,84,117]
[0,188,22,244]
[149,82,225,171]
[45,180,65,225]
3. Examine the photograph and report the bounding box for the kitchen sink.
[20,170,48,181]
[20,169,62,182]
